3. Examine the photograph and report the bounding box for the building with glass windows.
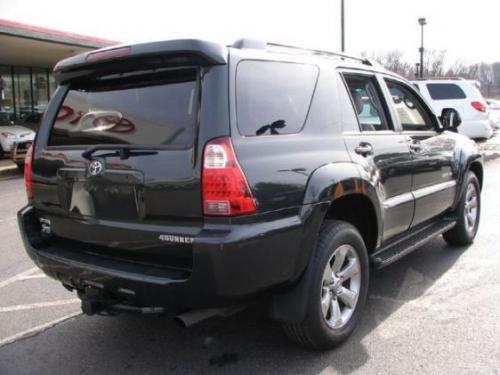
[0,18,117,124]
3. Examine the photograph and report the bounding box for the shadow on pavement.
[0,238,467,375]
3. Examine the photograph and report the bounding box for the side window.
[343,75,391,132]
[236,60,319,136]
[426,83,466,100]
[385,80,435,132]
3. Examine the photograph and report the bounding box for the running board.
[371,219,456,269]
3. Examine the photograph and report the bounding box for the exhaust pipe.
[175,305,245,327]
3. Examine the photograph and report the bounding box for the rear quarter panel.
[228,49,353,214]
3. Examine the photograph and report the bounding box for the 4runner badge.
[159,234,194,244]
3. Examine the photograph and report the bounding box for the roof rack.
[413,77,466,81]
[231,38,374,66]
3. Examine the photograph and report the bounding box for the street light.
[341,0,345,52]
[418,17,427,78]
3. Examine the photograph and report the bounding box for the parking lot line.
[0,267,38,289]
[17,274,46,281]
[0,311,81,348]
[0,299,80,313]
[0,216,15,224]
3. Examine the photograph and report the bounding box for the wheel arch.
[270,163,382,323]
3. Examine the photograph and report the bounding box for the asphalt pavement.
[0,160,499,375]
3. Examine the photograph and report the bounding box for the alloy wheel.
[464,182,478,233]
[320,244,361,329]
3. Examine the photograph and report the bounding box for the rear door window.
[426,83,467,100]
[236,61,318,136]
[49,68,198,147]
[343,74,392,132]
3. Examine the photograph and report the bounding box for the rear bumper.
[458,119,493,139]
[18,204,325,312]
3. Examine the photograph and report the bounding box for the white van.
[412,79,493,139]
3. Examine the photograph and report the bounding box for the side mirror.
[440,108,462,131]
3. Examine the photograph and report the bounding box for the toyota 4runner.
[18,39,483,350]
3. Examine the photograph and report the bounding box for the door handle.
[355,143,373,156]
[409,143,422,153]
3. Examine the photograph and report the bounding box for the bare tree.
[362,49,500,98]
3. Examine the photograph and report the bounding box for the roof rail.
[230,38,373,66]
[266,42,373,66]
[413,77,466,81]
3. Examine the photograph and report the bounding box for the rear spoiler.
[54,39,227,84]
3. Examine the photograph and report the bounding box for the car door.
[339,72,414,241]
[382,77,457,227]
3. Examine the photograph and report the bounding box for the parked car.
[0,123,35,165]
[486,98,500,130]
[11,140,34,169]
[16,112,43,132]
[412,78,493,139]
[18,39,483,350]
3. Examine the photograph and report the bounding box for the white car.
[486,99,500,130]
[412,79,493,139]
[0,124,36,158]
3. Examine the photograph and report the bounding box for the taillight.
[24,144,33,199]
[86,47,130,62]
[471,101,487,112]
[202,137,256,216]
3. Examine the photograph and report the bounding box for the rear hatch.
[30,42,228,273]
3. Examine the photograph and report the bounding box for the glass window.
[33,68,49,114]
[49,73,57,100]
[0,66,14,125]
[13,67,32,120]
[343,75,391,131]
[426,83,466,100]
[236,61,318,136]
[49,68,198,147]
[386,80,434,131]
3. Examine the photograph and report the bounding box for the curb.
[0,166,21,178]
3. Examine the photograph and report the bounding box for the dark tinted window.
[49,68,198,146]
[236,61,318,136]
[427,83,466,100]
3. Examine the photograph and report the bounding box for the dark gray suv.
[18,38,482,349]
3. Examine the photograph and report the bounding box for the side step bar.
[371,219,456,269]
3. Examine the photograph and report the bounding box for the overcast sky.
[1,0,499,65]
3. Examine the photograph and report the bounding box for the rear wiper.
[82,145,159,160]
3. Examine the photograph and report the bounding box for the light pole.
[341,0,345,52]
[418,17,427,78]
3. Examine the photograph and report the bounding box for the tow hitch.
[78,287,166,316]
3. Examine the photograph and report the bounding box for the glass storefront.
[0,65,55,125]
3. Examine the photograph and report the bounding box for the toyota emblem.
[88,160,104,176]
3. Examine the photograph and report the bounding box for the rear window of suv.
[426,83,467,100]
[49,68,198,147]
[236,60,318,136]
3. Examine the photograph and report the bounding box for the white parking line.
[0,311,81,348]
[0,267,38,289]
[0,299,80,313]
[0,216,16,224]
[17,274,46,281]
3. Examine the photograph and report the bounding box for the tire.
[443,171,481,246]
[282,220,369,350]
